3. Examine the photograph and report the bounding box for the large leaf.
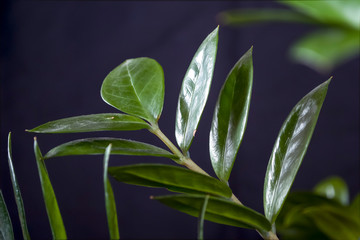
[45,138,176,160]
[154,194,271,231]
[264,79,331,224]
[103,144,120,239]
[108,164,232,198]
[313,176,349,205]
[34,138,67,239]
[175,27,218,153]
[101,57,164,124]
[7,133,31,240]
[0,191,14,240]
[28,113,149,133]
[209,47,253,182]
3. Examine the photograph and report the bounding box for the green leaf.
[7,133,31,240]
[290,29,359,73]
[175,27,218,153]
[101,57,164,123]
[103,144,120,240]
[108,164,232,198]
[34,138,67,239]
[44,138,176,160]
[314,176,349,205]
[264,79,331,224]
[154,194,271,231]
[350,194,360,220]
[28,113,149,133]
[197,195,209,240]
[0,191,14,240]
[209,47,253,182]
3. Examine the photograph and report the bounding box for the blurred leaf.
[108,164,232,197]
[103,144,120,240]
[7,133,31,240]
[350,194,360,220]
[264,79,331,223]
[101,57,164,124]
[197,195,209,240]
[209,47,253,182]
[0,191,14,240]
[28,113,149,133]
[175,27,218,153]
[154,194,271,231]
[45,138,176,160]
[34,138,67,239]
[314,176,349,205]
[290,29,359,73]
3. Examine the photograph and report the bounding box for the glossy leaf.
[264,79,331,224]
[198,195,209,240]
[154,194,271,231]
[103,144,120,239]
[101,57,164,123]
[28,113,149,133]
[34,138,67,239]
[108,164,232,198]
[314,176,349,205]
[45,138,176,160]
[0,191,14,240]
[7,133,31,240]
[175,27,218,153]
[210,47,253,182]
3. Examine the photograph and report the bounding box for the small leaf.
[34,138,67,239]
[209,47,253,182]
[44,138,176,160]
[28,113,149,133]
[7,133,31,240]
[198,195,209,240]
[154,194,271,231]
[0,191,14,240]
[101,57,164,123]
[175,27,218,153]
[264,79,331,224]
[314,176,349,205]
[103,144,120,239]
[108,164,232,198]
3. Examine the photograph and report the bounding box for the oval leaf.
[44,138,176,159]
[101,57,164,123]
[108,164,232,198]
[154,194,271,231]
[209,47,253,182]
[175,27,218,153]
[28,113,149,133]
[0,191,14,240]
[34,138,67,239]
[264,79,331,223]
[314,176,349,205]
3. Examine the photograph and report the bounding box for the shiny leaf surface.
[28,113,149,133]
[108,164,232,197]
[0,191,14,240]
[34,138,67,239]
[7,133,31,240]
[154,194,271,231]
[45,138,175,159]
[103,145,120,239]
[314,176,349,205]
[210,47,253,182]
[175,27,218,153]
[101,57,164,123]
[264,79,331,223]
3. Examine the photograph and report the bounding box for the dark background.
[1,1,358,239]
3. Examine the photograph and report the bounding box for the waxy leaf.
[264,79,331,224]
[103,145,120,239]
[34,138,67,239]
[210,47,253,182]
[154,194,271,231]
[0,191,14,240]
[198,195,209,240]
[28,113,149,133]
[108,164,232,197]
[175,27,218,153]
[7,133,31,240]
[314,176,349,205]
[101,57,164,124]
[45,138,176,160]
